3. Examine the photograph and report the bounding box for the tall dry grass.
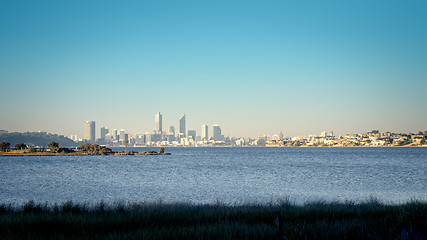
[0,199,425,239]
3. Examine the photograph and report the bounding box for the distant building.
[259,135,268,141]
[179,115,186,137]
[104,133,112,141]
[167,134,175,142]
[201,124,209,141]
[188,130,196,141]
[70,135,78,142]
[112,129,118,141]
[119,129,126,141]
[100,127,109,140]
[150,132,162,142]
[84,121,95,143]
[235,138,246,146]
[213,125,222,141]
[134,133,146,145]
[155,112,163,133]
[145,132,152,143]
[169,126,175,136]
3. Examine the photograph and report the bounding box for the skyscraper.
[179,115,186,137]
[155,112,162,133]
[119,129,126,141]
[100,127,109,140]
[84,121,95,143]
[201,124,208,141]
[213,125,222,141]
[112,129,118,140]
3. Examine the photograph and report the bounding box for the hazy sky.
[1,0,426,138]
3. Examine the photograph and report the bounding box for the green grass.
[0,199,426,239]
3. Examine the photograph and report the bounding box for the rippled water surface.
[1,147,426,204]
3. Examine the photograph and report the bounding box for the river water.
[0,147,426,205]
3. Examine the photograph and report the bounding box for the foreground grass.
[0,200,426,240]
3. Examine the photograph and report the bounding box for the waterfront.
[1,147,426,205]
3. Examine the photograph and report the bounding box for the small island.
[0,141,170,156]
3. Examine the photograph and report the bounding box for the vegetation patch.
[0,200,425,239]
[0,142,170,156]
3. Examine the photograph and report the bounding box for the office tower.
[84,121,95,142]
[187,130,196,141]
[155,112,162,133]
[201,124,208,141]
[119,129,126,141]
[213,125,222,141]
[169,126,175,136]
[100,127,109,140]
[279,132,284,140]
[112,129,118,140]
[179,115,186,137]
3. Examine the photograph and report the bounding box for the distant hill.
[0,132,79,148]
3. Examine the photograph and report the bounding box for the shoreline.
[1,146,425,156]
[0,152,171,156]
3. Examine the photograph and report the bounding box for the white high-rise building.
[155,112,162,133]
[70,135,78,142]
[201,124,209,141]
[119,129,126,141]
[84,121,95,142]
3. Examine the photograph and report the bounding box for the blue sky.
[1,0,426,138]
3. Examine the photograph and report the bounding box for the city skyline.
[1,1,426,138]
[67,112,427,142]
[73,118,427,147]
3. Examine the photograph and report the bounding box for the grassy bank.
[0,200,426,240]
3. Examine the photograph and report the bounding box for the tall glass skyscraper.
[213,125,222,141]
[179,115,186,137]
[100,127,109,140]
[84,121,95,142]
[155,112,162,133]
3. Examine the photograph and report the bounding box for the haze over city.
[1,1,426,138]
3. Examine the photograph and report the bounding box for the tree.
[159,147,165,153]
[123,140,129,152]
[0,141,11,152]
[57,147,71,153]
[78,143,113,155]
[28,146,36,153]
[48,141,59,153]
[15,143,27,150]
